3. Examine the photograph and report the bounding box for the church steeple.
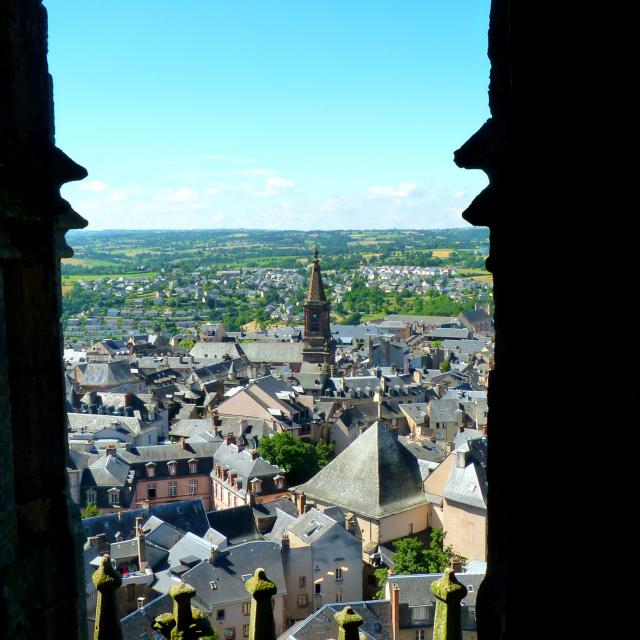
[307,246,327,302]
[302,248,334,366]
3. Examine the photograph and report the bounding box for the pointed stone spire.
[306,248,327,302]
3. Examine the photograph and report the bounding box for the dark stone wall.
[456,2,617,639]
[1,2,87,638]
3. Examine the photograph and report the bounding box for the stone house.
[266,507,363,623]
[212,436,290,510]
[424,437,487,562]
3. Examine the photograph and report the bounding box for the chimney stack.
[298,491,306,515]
[179,437,186,449]
[224,433,236,446]
[136,515,147,570]
[124,392,135,408]
[390,584,400,640]
[451,557,463,573]
[137,597,146,610]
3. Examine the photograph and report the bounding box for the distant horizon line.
[67,226,483,233]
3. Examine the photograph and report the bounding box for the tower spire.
[302,247,334,365]
[306,247,326,302]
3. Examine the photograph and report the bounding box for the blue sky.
[47,1,490,230]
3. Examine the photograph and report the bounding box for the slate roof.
[398,436,446,464]
[264,508,298,544]
[427,328,470,340]
[213,441,285,498]
[241,342,304,364]
[82,498,210,543]
[330,324,384,340]
[286,508,345,545]
[428,398,462,423]
[76,360,139,388]
[386,572,484,631]
[119,441,221,481]
[162,540,286,608]
[120,593,174,639]
[442,438,488,509]
[189,341,246,361]
[283,600,392,640]
[169,418,214,438]
[166,532,214,570]
[298,422,427,519]
[206,505,261,545]
[68,413,149,438]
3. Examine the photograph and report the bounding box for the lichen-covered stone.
[153,582,215,640]
[245,568,277,640]
[334,606,363,640]
[92,555,123,640]
[431,568,468,640]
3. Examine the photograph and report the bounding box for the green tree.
[257,432,320,485]
[178,338,195,349]
[374,529,464,598]
[315,440,334,469]
[81,503,100,519]
[439,359,451,372]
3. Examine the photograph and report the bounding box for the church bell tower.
[303,248,335,365]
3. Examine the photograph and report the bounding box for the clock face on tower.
[309,311,320,332]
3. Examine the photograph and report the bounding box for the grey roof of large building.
[298,422,427,520]
[189,341,246,361]
[330,324,384,340]
[241,341,304,364]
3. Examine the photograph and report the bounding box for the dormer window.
[274,475,286,490]
[108,488,119,505]
[168,461,177,476]
[189,459,198,474]
[250,478,263,494]
[145,462,156,478]
[86,489,96,505]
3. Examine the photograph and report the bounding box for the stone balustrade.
[92,555,467,640]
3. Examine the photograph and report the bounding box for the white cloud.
[368,182,417,198]
[253,176,296,198]
[155,187,199,203]
[107,189,130,203]
[203,187,222,197]
[80,179,108,192]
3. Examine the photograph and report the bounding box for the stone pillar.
[430,568,467,640]
[245,567,277,640]
[334,606,363,640]
[153,582,215,639]
[92,555,123,640]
